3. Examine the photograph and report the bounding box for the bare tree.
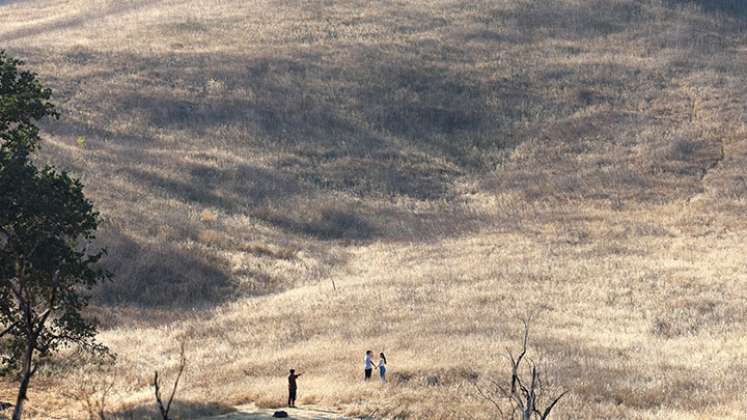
[473,317,567,420]
[63,376,114,420]
[61,358,119,420]
[153,341,187,420]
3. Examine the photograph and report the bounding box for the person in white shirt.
[378,352,387,382]
[364,350,374,380]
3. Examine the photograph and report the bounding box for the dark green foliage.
[0,50,110,419]
[0,51,57,156]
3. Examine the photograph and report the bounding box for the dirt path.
[199,405,352,420]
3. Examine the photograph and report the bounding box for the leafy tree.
[0,51,111,420]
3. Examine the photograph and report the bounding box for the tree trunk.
[523,408,532,420]
[12,343,34,420]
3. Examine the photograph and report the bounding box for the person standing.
[364,350,374,381]
[378,352,387,382]
[288,368,302,407]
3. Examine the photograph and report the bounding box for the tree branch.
[153,340,188,420]
[33,270,60,336]
[471,380,505,418]
[539,391,568,420]
[0,320,19,338]
[165,342,186,415]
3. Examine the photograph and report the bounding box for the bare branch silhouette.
[473,317,567,420]
[153,340,187,420]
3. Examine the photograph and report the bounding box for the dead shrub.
[199,209,219,223]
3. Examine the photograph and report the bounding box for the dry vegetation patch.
[2,0,747,418]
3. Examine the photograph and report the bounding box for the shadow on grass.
[120,163,376,241]
[253,205,376,242]
[20,39,518,166]
[96,49,504,170]
[491,0,648,40]
[94,229,234,308]
[0,0,153,43]
[6,0,727,250]
[121,161,306,213]
[674,0,747,19]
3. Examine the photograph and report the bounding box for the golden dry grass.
[2,0,747,418]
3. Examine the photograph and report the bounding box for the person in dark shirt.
[288,369,302,407]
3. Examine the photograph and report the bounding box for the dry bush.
[199,209,219,223]
[62,372,115,420]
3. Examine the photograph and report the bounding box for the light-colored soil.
[201,405,350,420]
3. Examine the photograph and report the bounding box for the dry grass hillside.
[1,0,747,418]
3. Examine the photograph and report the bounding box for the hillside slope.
[2,0,745,307]
[1,0,747,418]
